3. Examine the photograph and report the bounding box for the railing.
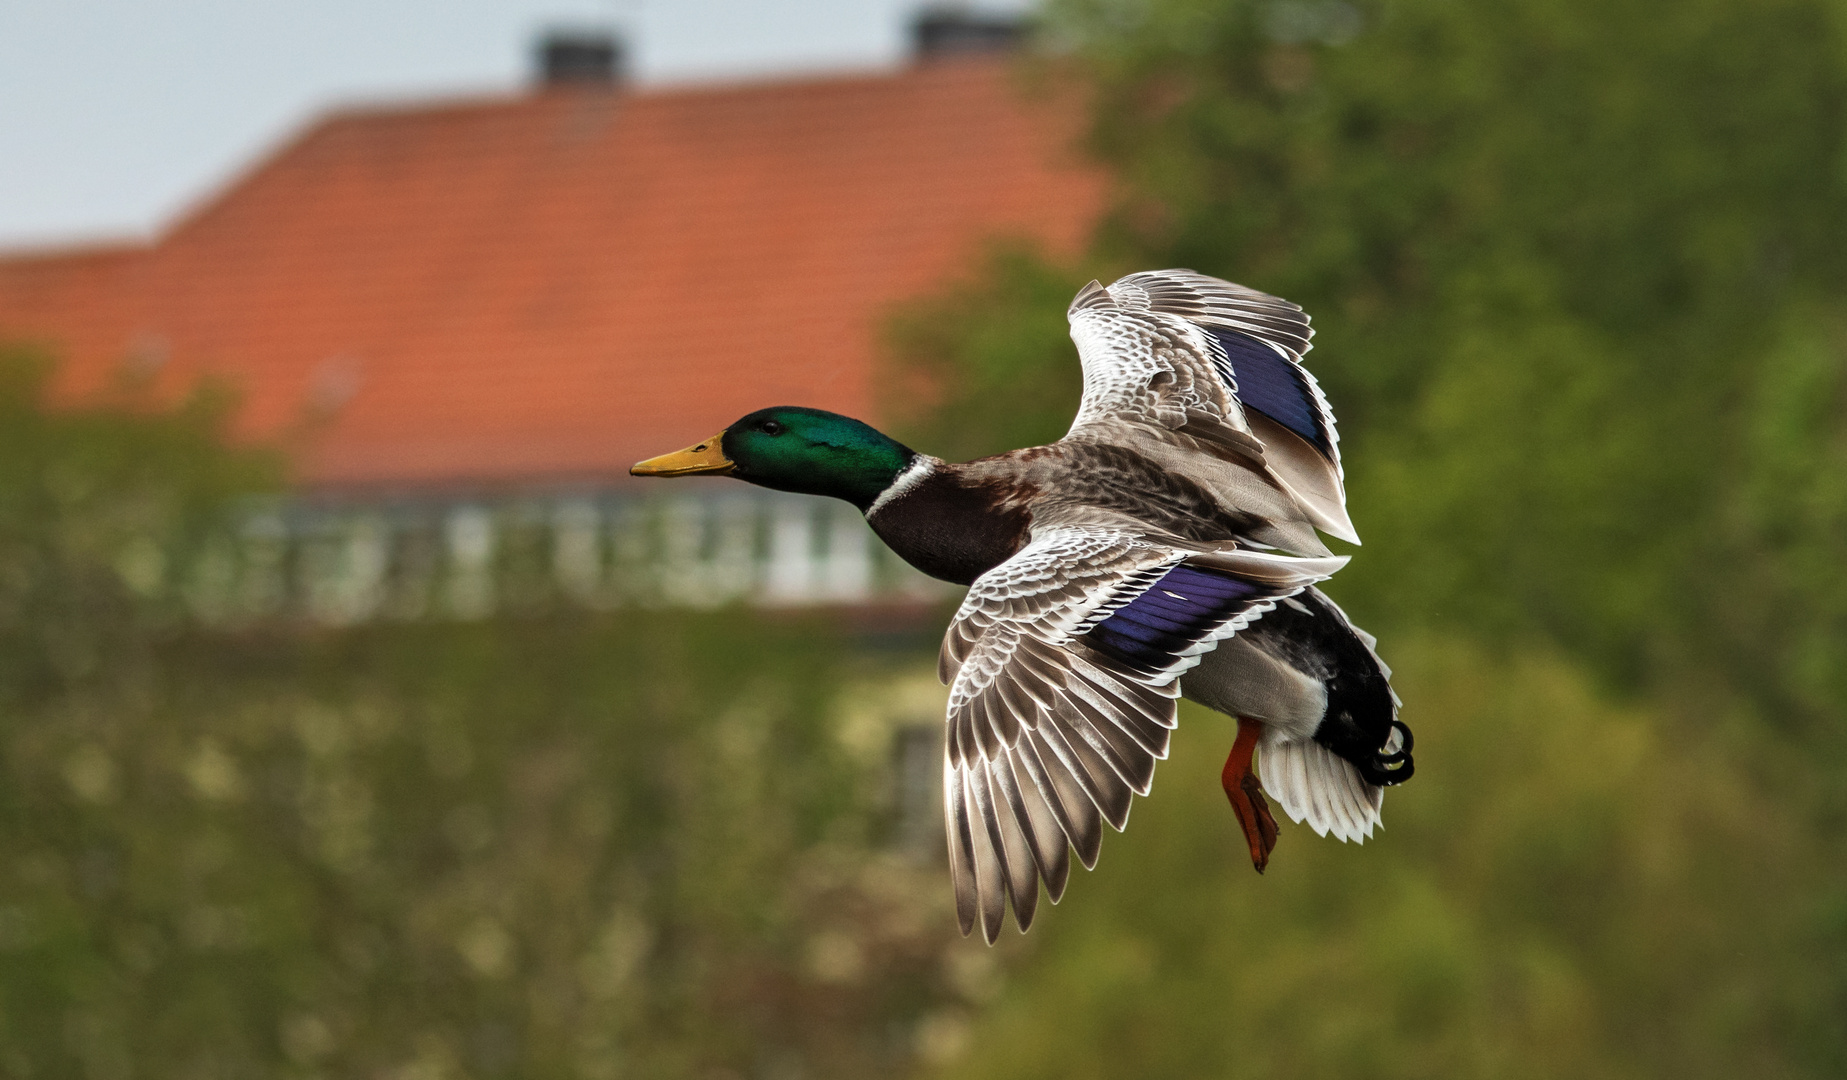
[182,488,951,626]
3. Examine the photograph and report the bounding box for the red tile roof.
[0,59,1104,490]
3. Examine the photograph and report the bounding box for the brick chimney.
[536,30,623,87]
[911,6,1028,60]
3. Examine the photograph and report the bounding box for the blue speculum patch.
[1209,328,1330,455]
[1085,564,1264,674]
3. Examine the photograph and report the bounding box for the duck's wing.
[937,521,1345,943]
[1065,270,1356,545]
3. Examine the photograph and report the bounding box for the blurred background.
[2,0,1845,1076]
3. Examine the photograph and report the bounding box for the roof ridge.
[0,238,149,267]
[309,55,1015,126]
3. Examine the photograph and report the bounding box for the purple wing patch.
[1209,328,1331,456]
[1084,564,1268,676]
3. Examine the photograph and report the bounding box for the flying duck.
[632,270,1414,943]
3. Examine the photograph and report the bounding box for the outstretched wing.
[1066,270,1356,545]
[939,524,1346,943]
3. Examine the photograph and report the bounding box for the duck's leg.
[1221,718,1279,873]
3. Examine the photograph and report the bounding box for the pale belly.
[1181,636,1326,743]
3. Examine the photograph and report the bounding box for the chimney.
[536,30,623,87]
[911,6,1028,61]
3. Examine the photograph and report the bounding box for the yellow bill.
[630,430,734,477]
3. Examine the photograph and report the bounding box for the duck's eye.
[760,420,784,435]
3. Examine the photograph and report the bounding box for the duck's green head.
[631,406,916,511]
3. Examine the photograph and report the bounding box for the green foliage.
[0,348,278,705]
[0,613,967,1077]
[887,245,1093,463]
[928,640,1840,1079]
[898,0,1847,711]
[11,0,1847,1068]
[887,0,1847,1072]
[0,347,972,1076]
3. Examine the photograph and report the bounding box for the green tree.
[0,349,277,705]
[902,0,1847,705]
[0,350,976,1077]
[925,639,1837,1080]
[889,0,1847,1072]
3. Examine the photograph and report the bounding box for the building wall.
[188,489,950,626]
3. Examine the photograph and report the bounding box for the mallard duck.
[633,269,1413,942]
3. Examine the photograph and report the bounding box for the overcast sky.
[0,0,1030,249]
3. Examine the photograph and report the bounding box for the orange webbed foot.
[1221,718,1279,873]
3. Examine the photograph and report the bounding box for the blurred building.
[0,16,1103,622]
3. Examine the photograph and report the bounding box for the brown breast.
[866,468,1033,586]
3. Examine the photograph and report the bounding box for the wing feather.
[1065,269,1358,544]
[995,750,1071,902]
[1017,729,1102,870]
[963,766,1009,944]
[1036,704,1135,831]
[945,758,979,937]
[940,525,1343,941]
[984,765,1041,931]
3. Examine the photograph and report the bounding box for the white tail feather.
[1258,737,1383,843]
